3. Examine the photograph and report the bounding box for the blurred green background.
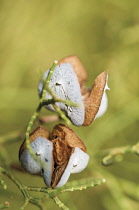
[0,0,139,209]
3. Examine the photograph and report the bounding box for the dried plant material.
[39,115,59,124]
[49,124,88,187]
[38,63,85,126]
[19,124,89,188]
[58,55,88,86]
[52,139,73,166]
[19,126,50,157]
[54,146,89,188]
[51,130,74,187]
[83,71,108,126]
[51,161,68,188]
[51,124,86,152]
[81,86,91,101]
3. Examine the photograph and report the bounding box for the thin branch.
[0,202,10,209]
[29,198,45,210]
[40,60,58,101]
[53,197,69,210]
[101,142,139,166]
[42,97,79,107]
[20,199,29,210]
[57,178,106,194]
[53,104,71,125]
[0,178,7,189]
[26,178,106,197]
[25,61,58,169]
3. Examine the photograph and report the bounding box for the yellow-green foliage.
[0,0,139,209]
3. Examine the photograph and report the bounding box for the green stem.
[1,166,45,210]
[0,202,9,209]
[25,108,44,167]
[30,199,45,210]
[42,97,78,107]
[101,142,139,166]
[0,178,7,189]
[25,60,60,169]
[53,104,71,125]
[20,199,29,210]
[41,60,58,101]
[53,197,69,210]
[57,179,106,194]
[2,168,30,198]
[26,178,106,197]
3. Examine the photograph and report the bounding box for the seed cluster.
[19,55,109,188]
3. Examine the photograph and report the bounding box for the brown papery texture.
[52,139,73,166]
[19,126,50,158]
[51,139,73,187]
[51,124,86,152]
[58,55,88,86]
[51,161,68,188]
[83,71,108,126]
[51,123,85,187]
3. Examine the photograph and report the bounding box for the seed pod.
[58,55,88,86]
[58,56,109,125]
[50,124,86,152]
[48,124,89,188]
[19,124,89,188]
[38,63,85,126]
[51,147,89,188]
[83,71,109,126]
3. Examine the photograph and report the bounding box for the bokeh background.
[0,0,139,209]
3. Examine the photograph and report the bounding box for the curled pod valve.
[19,124,89,188]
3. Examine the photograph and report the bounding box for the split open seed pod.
[38,63,85,126]
[58,55,109,126]
[83,71,109,126]
[19,124,89,188]
[46,124,89,188]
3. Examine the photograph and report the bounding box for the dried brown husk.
[83,71,108,126]
[19,126,50,158]
[58,55,88,86]
[50,124,86,152]
[51,139,73,187]
[19,124,86,188]
[51,161,68,188]
[50,123,86,187]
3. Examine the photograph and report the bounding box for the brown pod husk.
[83,71,108,126]
[50,124,86,152]
[51,161,68,188]
[51,139,73,187]
[19,123,88,188]
[50,123,86,187]
[19,126,50,158]
[58,55,88,86]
